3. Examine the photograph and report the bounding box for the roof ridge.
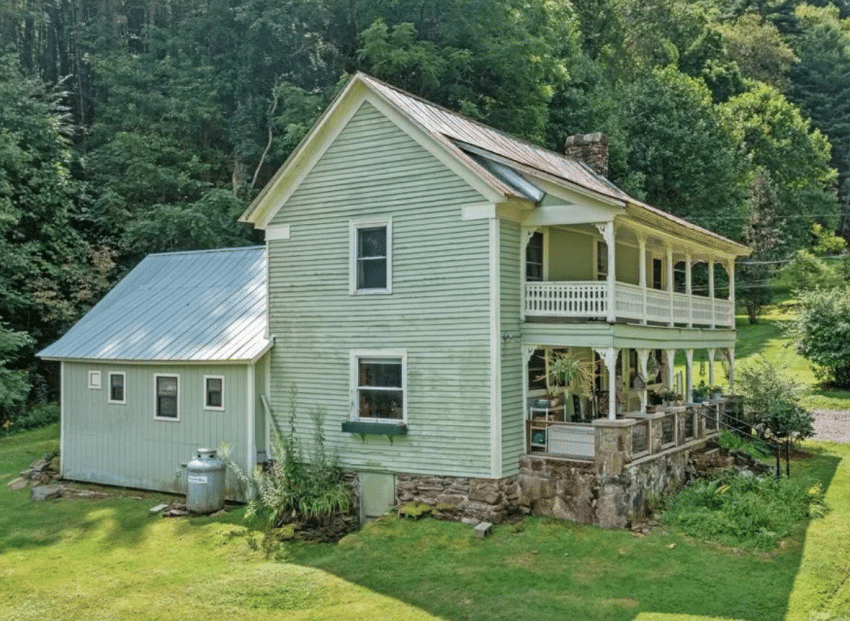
[147,245,265,258]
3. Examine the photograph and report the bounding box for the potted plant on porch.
[546,350,594,420]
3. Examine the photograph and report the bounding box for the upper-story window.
[526,231,544,281]
[350,218,392,294]
[596,240,608,281]
[652,258,663,290]
[204,376,224,410]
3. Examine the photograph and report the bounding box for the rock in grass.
[6,477,29,491]
[31,485,62,501]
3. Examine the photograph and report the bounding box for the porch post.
[686,252,693,328]
[666,243,674,327]
[685,349,694,402]
[664,348,676,393]
[594,347,619,420]
[597,223,616,324]
[638,348,650,414]
[520,228,538,321]
[708,261,715,329]
[727,257,736,329]
[638,234,647,325]
[727,347,736,391]
[707,348,716,387]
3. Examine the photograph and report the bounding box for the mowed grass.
[0,426,441,621]
[682,294,850,411]
[2,426,847,621]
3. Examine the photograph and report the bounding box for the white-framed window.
[154,374,180,421]
[350,218,392,294]
[204,375,224,410]
[88,370,102,390]
[596,239,608,281]
[526,231,544,282]
[108,372,126,404]
[351,350,407,423]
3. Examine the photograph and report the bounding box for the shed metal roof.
[38,246,269,363]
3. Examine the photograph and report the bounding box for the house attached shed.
[38,246,271,500]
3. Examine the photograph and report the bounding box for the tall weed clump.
[222,387,351,528]
[661,469,826,550]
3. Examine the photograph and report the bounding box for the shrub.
[662,469,826,549]
[0,403,59,436]
[221,387,351,529]
[737,355,813,443]
[717,429,771,459]
[794,286,850,387]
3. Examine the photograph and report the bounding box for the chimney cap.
[565,132,608,147]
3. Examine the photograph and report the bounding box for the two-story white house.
[41,73,749,527]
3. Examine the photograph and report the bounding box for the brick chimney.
[565,132,608,177]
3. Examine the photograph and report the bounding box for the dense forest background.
[1,0,850,419]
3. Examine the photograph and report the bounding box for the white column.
[708,261,715,329]
[727,258,736,328]
[605,224,616,323]
[638,235,647,325]
[707,348,716,387]
[685,349,694,402]
[664,348,676,392]
[727,347,736,391]
[520,228,538,322]
[686,252,693,328]
[638,348,650,414]
[666,243,674,327]
[595,347,619,420]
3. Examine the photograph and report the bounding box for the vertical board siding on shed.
[62,362,251,498]
[267,100,494,478]
[500,220,524,475]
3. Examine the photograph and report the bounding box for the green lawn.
[682,295,850,411]
[2,425,850,620]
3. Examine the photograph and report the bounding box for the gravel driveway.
[812,410,850,444]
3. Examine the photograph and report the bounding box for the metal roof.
[358,74,748,255]
[359,73,632,204]
[38,246,269,362]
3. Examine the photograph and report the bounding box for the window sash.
[109,373,125,403]
[156,376,178,419]
[205,377,223,409]
[356,357,403,421]
[526,231,544,282]
[356,226,388,290]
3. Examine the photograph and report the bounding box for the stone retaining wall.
[395,473,519,523]
[383,442,760,529]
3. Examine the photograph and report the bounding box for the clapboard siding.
[61,362,252,498]
[500,220,524,474]
[267,101,494,477]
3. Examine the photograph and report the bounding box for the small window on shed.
[88,371,101,390]
[204,376,224,410]
[155,375,179,421]
[108,372,126,404]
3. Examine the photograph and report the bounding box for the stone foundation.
[375,442,763,529]
[395,473,520,523]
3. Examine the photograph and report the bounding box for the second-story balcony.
[524,281,734,328]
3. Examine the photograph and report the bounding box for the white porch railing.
[525,281,734,328]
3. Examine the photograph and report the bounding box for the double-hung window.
[154,375,179,421]
[352,351,406,423]
[108,372,126,404]
[350,219,392,294]
[204,376,224,410]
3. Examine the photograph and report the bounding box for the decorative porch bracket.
[594,347,618,420]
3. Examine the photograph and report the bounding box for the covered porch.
[521,210,738,329]
[520,323,737,462]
